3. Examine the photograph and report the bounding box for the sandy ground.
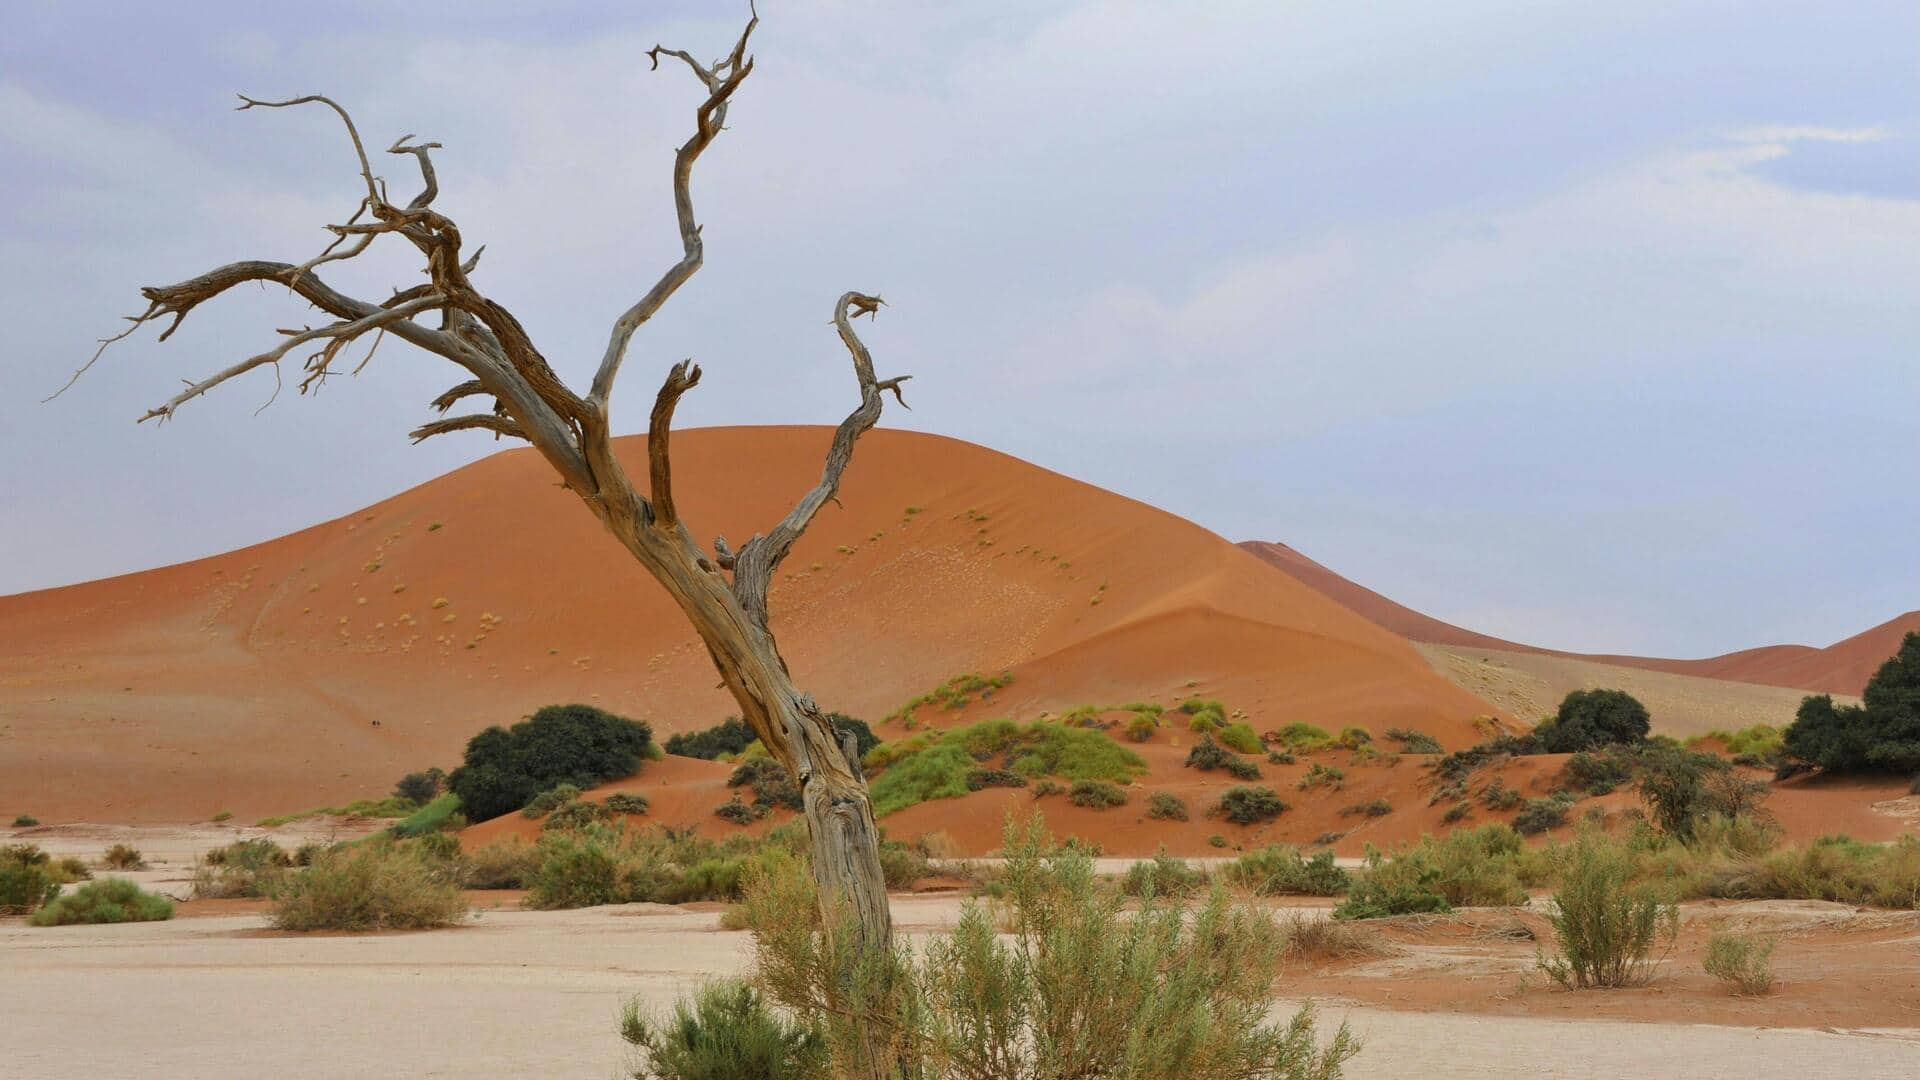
[5,888,1917,1079]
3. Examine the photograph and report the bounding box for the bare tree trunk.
[63,10,905,1068]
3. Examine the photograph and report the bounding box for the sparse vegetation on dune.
[863,717,1144,817]
[885,672,1013,726]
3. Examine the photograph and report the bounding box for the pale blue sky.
[3,1,1914,656]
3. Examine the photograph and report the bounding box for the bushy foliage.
[1635,744,1771,840]
[1122,848,1208,898]
[1783,634,1920,774]
[527,823,802,909]
[448,704,655,822]
[1332,876,1450,920]
[544,798,614,832]
[1340,799,1393,819]
[886,672,1014,725]
[1220,722,1264,754]
[1222,846,1350,896]
[865,718,1145,817]
[1213,786,1289,825]
[29,878,173,926]
[1224,757,1263,780]
[272,837,468,931]
[1702,931,1776,995]
[13,814,39,827]
[1146,792,1189,821]
[666,716,758,760]
[1534,689,1651,753]
[464,836,542,889]
[621,980,827,1080]
[1336,826,1533,919]
[605,792,650,815]
[1297,763,1345,792]
[388,792,464,838]
[1185,735,1235,772]
[1561,747,1635,795]
[523,783,585,819]
[0,845,61,915]
[392,767,445,804]
[1385,728,1442,754]
[1270,723,1333,750]
[1687,724,1784,760]
[1335,727,1371,751]
[1539,833,1677,988]
[1067,779,1127,809]
[744,814,1359,1079]
[1512,794,1576,836]
[826,714,881,760]
[730,758,804,812]
[877,839,931,890]
[1124,714,1158,742]
[101,843,147,870]
[715,798,762,825]
[963,768,1027,791]
[193,838,292,899]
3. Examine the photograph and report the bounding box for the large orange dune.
[1241,540,1915,697]
[0,426,1493,826]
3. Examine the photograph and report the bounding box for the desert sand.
[5,884,1917,1080]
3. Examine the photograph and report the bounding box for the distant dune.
[0,427,1491,825]
[1241,541,1914,699]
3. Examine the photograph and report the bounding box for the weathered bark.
[59,7,903,1058]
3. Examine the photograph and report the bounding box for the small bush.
[522,783,584,819]
[1335,727,1372,751]
[621,979,827,1080]
[1222,846,1349,896]
[1067,779,1127,809]
[1030,779,1064,799]
[1219,723,1264,754]
[605,792,650,815]
[0,852,59,915]
[1207,834,1228,848]
[11,814,37,827]
[544,798,613,832]
[448,703,655,822]
[51,856,90,883]
[1340,799,1392,819]
[1535,689,1651,754]
[1227,757,1264,780]
[28,878,173,926]
[1185,735,1234,772]
[878,839,931,890]
[1539,834,1677,989]
[1267,749,1295,765]
[272,841,468,931]
[1442,801,1471,823]
[1124,714,1158,742]
[393,767,445,804]
[1333,876,1450,920]
[964,768,1028,791]
[1562,749,1634,795]
[729,758,804,812]
[1270,722,1333,750]
[101,844,147,870]
[1480,780,1522,810]
[1385,728,1442,755]
[193,839,291,899]
[1336,826,1530,917]
[464,837,541,889]
[715,798,761,825]
[1513,795,1575,836]
[1702,931,1776,995]
[1297,763,1345,792]
[1279,912,1388,964]
[1213,786,1289,825]
[665,716,758,760]
[1145,792,1189,821]
[1121,849,1207,897]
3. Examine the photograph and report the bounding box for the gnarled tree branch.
[647,359,702,527]
[410,413,526,444]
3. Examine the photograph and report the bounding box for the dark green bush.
[715,798,762,825]
[1222,846,1349,896]
[0,850,60,915]
[1385,728,1443,754]
[1535,689,1651,753]
[11,814,37,827]
[1122,849,1207,897]
[523,783,584,819]
[1783,633,1920,774]
[1145,792,1189,821]
[1562,748,1634,795]
[1513,794,1575,836]
[729,758,803,811]
[1213,786,1288,825]
[965,768,1028,791]
[621,980,827,1080]
[1224,757,1262,780]
[29,878,173,926]
[1219,722,1264,754]
[1297,763,1344,792]
[665,716,757,760]
[392,767,445,804]
[878,839,931,890]
[1067,780,1127,809]
[1184,735,1235,772]
[448,704,655,822]
[605,793,650,815]
[1340,799,1392,818]
[544,799,613,832]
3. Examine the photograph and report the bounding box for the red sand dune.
[1241,541,1915,697]
[0,426,1492,827]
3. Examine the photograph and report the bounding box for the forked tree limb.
[647,359,702,527]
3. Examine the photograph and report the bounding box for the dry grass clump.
[100,843,147,870]
[463,836,541,889]
[1702,931,1776,995]
[271,838,468,931]
[1277,911,1391,965]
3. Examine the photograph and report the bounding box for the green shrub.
[1340,799,1392,819]
[1333,876,1450,920]
[0,856,59,915]
[715,798,762,825]
[272,840,468,931]
[1124,714,1158,742]
[1270,722,1333,750]
[527,824,798,909]
[730,758,804,811]
[448,703,655,822]
[1121,848,1206,898]
[29,878,173,926]
[1177,698,1229,730]
[1185,735,1234,772]
[523,783,585,819]
[1539,834,1677,988]
[1030,779,1064,799]
[1297,763,1345,792]
[1067,780,1127,809]
[1222,846,1349,896]
[744,814,1357,1079]
[1267,749,1296,765]
[1335,727,1371,751]
[666,716,757,760]
[1535,689,1651,754]
[464,837,542,889]
[1385,728,1443,754]
[1562,748,1634,795]
[1207,834,1228,849]
[878,839,931,890]
[1702,931,1776,995]
[1212,786,1288,825]
[866,719,1144,817]
[101,843,147,870]
[1442,801,1471,823]
[1783,633,1920,774]
[389,793,464,837]
[621,979,827,1080]
[1146,792,1189,821]
[11,814,37,827]
[50,855,90,883]
[964,768,1027,791]
[193,838,292,899]
[1339,826,1530,915]
[1219,723,1264,754]
[393,767,445,804]
[605,792,650,815]
[544,798,613,832]
[1688,725,1785,761]
[1513,794,1575,836]
[1480,779,1522,810]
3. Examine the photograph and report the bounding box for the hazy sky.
[3,1,1914,657]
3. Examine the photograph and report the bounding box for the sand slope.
[0,427,1491,824]
[1241,541,1914,697]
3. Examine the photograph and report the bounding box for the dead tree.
[59,9,903,999]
